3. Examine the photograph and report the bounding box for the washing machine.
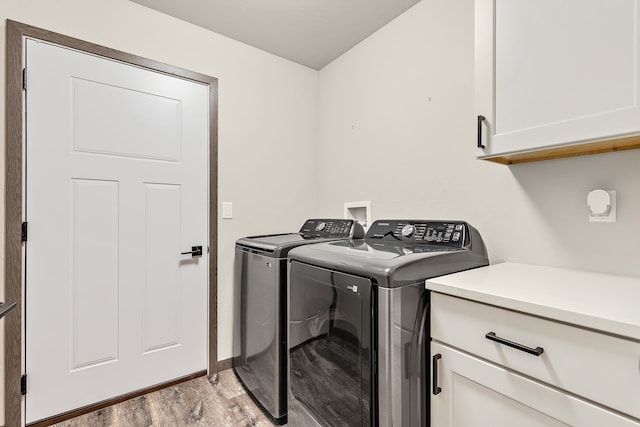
[232,218,365,424]
[287,219,488,427]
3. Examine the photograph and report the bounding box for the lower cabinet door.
[430,342,639,427]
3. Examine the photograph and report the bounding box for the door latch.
[181,246,203,257]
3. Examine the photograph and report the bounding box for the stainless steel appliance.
[287,219,488,427]
[233,219,364,424]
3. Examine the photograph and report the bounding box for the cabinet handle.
[432,353,442,395]
[485,331,544,356]
[477,115,486,149]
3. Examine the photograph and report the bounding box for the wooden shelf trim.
[479,135,640,165]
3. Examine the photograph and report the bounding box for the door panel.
[72,179,120,370]
[25,39,209,423]
[73,78,182,161]
[144,183,182,353]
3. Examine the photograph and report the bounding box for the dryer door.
[289,261,374,427]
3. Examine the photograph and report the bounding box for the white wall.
[0,0,319,414]
[316,0,640,278]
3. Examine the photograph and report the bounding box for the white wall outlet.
[587,190,616,222]
[222,202,233,219]
[344,201,371,230]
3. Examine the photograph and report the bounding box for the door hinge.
[21,374,27,395]
[22,68,27,91]
[21,222,28,242]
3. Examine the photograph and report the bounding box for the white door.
[24,39,209,423]
[430,343,637,427]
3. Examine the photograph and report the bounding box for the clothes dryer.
[287,219,488,427]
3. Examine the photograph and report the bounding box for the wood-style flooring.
[51,369,277,427]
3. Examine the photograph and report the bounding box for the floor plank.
[49,370,277,427]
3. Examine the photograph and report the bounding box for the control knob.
[315,222,327,232]
[401,224,416,238]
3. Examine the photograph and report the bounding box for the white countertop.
[425,262,640,341]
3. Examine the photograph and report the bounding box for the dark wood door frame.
[4,20,218,427]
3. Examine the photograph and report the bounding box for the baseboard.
[27,370,207,427]
[216,357,233,371]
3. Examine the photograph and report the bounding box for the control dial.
[315,222,327,232]
[401,224,416,238]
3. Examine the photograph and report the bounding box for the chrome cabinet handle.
[485,331,544,356]
[181,246,203,257]
[432,353,442,395]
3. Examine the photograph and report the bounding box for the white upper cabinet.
[475,0,640,164]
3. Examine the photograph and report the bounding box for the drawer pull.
[485,331,544,356]
[432,353,442,395]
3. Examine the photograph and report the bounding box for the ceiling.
[129,0,421,70]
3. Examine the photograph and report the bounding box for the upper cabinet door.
[475,0,640,162]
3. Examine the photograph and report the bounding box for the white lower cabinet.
[430,343,636,427]
[430,293,640,427]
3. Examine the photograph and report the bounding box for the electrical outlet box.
[344,201,371,230]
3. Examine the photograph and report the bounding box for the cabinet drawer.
[431,292,640,419]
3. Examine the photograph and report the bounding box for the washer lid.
[235,218,364,257]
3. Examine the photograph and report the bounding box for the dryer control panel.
[366,220,468,246]
[299,219,364,239]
